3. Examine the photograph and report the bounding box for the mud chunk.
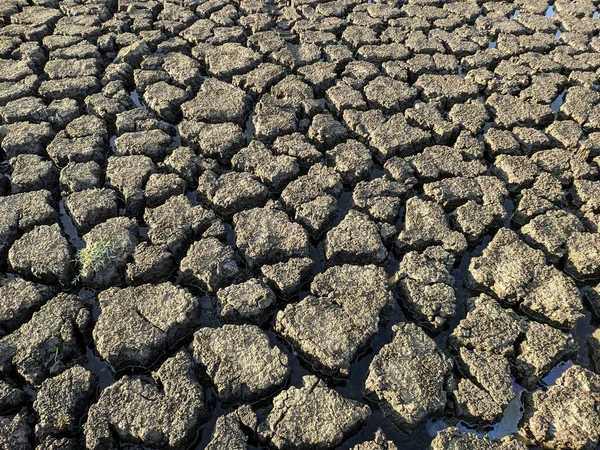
[45,58,99,80]
[0,380,28,413]
[260,257,313,297]
[486,93,554,128]
[0,411,32,450]
[143,81,189,122]
[351,429,399,450]
[162,146,211,188]
[106,155,155,216]
[258,375,370,449]
[384,157,417,184]
[1,96,47,124]
[512,126,551,154]
[78,217,138,289]
[0,293,91,385]
[415,74,479,107]
[272,133,322,167]
[424,177,483,209]
[182,78,249,125]
[34,365,97,437]
[485,128,521,156]
[515,322,578,390]
[405,101,458,144]
[253,98,298,142]
[449,294,527,357]
[126,242,174,285]
[364,76,418,113]
[206,405,257,450]
[397,197,467,254]
[281,163,342,235]
[327,139,373,185]
[395,247,456,331]
[454,347,514,424]
[217,278,276,325]
[365,322,452,433]
[179,120,245,162]
[163,52,203,89]
[8,224,72,287]
[190,324,290,403]
[179,237,239,293]
[39,77,101,101]
[325,209,387,265]
[368,113,431,161]
[113,129,172,161]
[276,265,392,377]
[326,82,367,113]
[430,427,527,450]
[0,278,54,338]
[519,365,600,450]
[85,351,208,450]
[0,121,55,160]
[94,283,200,371]
[493,154,539,192]
[308,113,349,149]
[449,99,489,134]
[565,232,600,280]
[590,328,600,373]
[353,178,409,222]
[231,140,299,191]
[546,120,583,149]
[197,170,268,217]
[521,210,585,264]
[204,42,261,79]
[64,188,118,235]
[144,173,186,207]
[234,203,310,269]
[0,191,56,262]
[407,145,486,180]
[468,228,583,329]
[144,195,215,255]
[297,61,337,95]
[46,116,107,166]
[9,155,57,195]
[232,62,286,96]
[59,161,102,195]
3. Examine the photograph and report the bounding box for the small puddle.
[129,90,146,110]
[545,5,555,17]
[109,135,117,154]
[488,41,497,49]
[555,29,562,39]
[550,88,567,116]
[59,198,85,250]
[593,10,599,19]
[487,383,524,439]
[84,348,116,390]
[509,9,520,20]
[541,360,574,386]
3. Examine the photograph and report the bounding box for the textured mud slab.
[0,0,600,449]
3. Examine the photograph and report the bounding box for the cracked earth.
[1,0,600,449]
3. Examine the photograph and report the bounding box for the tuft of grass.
[72,239,116,284]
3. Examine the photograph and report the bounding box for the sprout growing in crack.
[72,239,116,285]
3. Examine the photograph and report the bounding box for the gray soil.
[0,0,599,449]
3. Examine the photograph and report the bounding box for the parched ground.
[0,0,600,448]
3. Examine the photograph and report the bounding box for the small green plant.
[72,239,116,284]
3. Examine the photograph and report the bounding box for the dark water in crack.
[129,90,146,109]
[550,88,567,115]
[59,197,85,250]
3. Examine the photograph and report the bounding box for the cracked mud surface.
[0,0,600,448]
